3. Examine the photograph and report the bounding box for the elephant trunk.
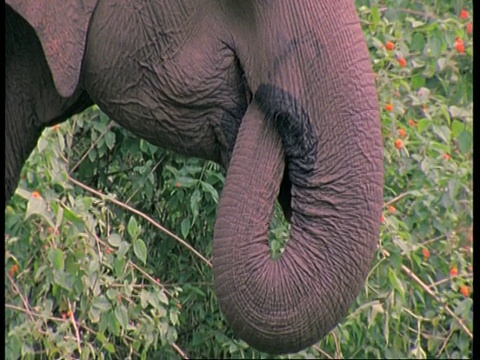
[213,0,383,354]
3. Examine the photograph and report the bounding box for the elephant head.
[5,0,383,354]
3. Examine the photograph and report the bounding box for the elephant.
[5,0,384,355]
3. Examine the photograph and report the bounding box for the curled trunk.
[213,1,383,354]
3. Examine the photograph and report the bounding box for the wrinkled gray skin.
[5,0,383,354]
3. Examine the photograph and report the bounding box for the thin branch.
[332,331,342,359]
[382,249,472,339]
[437,328,454,357]
[172,342,190,360]
[312,345,334,359]
[384,191,413,207]
[7,274,35,322]
[68,299,82,355]
[68,175,212,268]
[429,273,473,288]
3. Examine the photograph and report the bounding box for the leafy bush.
[5,0,472,358]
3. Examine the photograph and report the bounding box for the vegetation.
[5,0,472,358]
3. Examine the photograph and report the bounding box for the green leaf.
[449,106,472,121]
[53,270,74,291]
[410,32,426,52]
[200,181,219,203]
[133,238,147,264]
[88,307,101,323]
[417,119,431,133]
[127,216,140,239]
[108,233,122,247]
[117,241,131,258]
[451,120,465,138]
[411,74,425,90]
[371,6,380,29]
[432,125,451,144]
[458,131,472,154]
[62,206,85,231]
[388,268,405,299]
[114,304,129,329]
[48,249,65,271]
[180,218,191,238]
[190,189,202,219]
[157,290,169,305]
[104,131,116,150]
[25,196,54,228]
[92,295,111,312]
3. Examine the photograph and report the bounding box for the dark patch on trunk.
[254,83,318,219]
[254,83,318,176]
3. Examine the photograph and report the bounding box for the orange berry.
[395,139,403,150]
[455,37,465,54]
[398,128,407,137]
[9,264,19,277]
[385,103,394,111]
[398,57,407,67]
[67,310,73,318]
[388,205,396,214]
[455,42,465,54]
[450,267,458,277]
[32,191,42,199]
[442,153,452,161]
[460,285,470,297]
[460,9,469,20]
[466,22,473,35]
[422,248,430,259]
[385,41,395,50]
[408,119,417,127]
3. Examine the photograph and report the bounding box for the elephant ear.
[6,0,98,97]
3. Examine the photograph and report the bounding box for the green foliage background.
[5,0,472,358]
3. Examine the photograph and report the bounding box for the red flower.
[9,264,19,277]
[398,57,407,67]
[466,22,473,35]
[32,191,42,199]
[450,267,458,277]
[388,205,396,214]
[176,182,182,188]
[455,37,466,54]
[398,128,407,138]
[422,248,430,259]
[385,103,394,111]
[460,9,469,20]
[442,153,452,161]
[380,214,386,223]
[395,139,403,150]
[408,119,417,127]
[385,41,395,50]
[460,285,470,297]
